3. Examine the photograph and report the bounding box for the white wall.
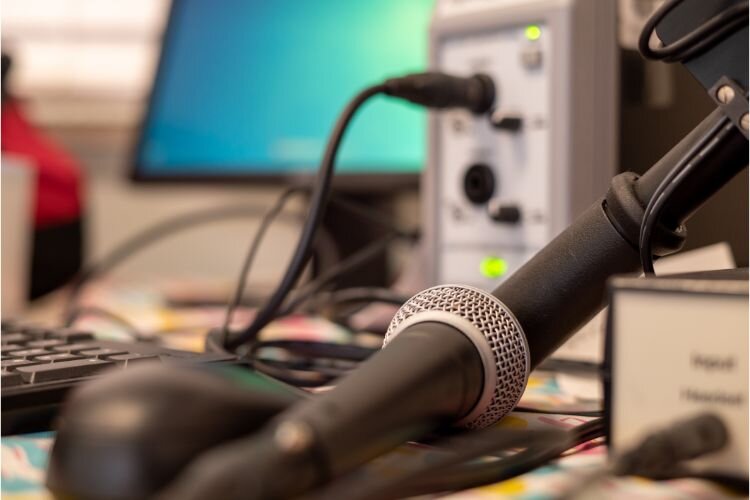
[85,179,304,288]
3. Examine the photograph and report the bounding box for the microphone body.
[496,108,747,366]
[164,285,531,500]
[282,321,489,476]
[163,109,747,500]
[161,318,507,499]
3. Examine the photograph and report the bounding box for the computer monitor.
[132,0,435,185]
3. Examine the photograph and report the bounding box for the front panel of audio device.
[425,0,618,288]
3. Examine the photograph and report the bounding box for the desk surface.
[3,282,739,499]
[1,373,735,500]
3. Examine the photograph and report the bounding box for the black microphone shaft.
[494,109,748,368]
[162,322,483,500]
[494,200,640,368]
[635,109,748,228]
[284,322,483,479]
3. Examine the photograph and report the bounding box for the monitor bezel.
[129,0,422,190]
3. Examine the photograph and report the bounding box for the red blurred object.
[1,92,85,300]
[1,99,84,227]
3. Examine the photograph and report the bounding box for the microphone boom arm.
[497,106,748,368]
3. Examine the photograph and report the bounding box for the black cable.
[284,203,416,318]
[250,358,338,387]
[387,420,603,500]
[398,418,604,498]
[327,196,417,240]
[228,72,497,350]
[639,117,731,273]
[251,339,374,362]
[221,187,306,343]
[65,185,404,340]
[275,232,406,318]
[536,358,603,376]
[558,413,728,499]
[250,339,376,387]
[308,286,411,311]
[323,286,411,307]
[571,417,607,444]
[304,286,414,334]
[638,0,748,63]
[514,406,604,417]
[614,413,728,478]
[221,230,413,354]
[325,419,605,500]
[66,305,151,342]
[62,203,306,326]
[308,429,565,500]
[227,85,387,350]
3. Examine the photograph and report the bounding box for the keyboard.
[1,320,239,435]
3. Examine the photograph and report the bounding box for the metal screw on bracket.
[716,85,735,104]
[741,113,749,131]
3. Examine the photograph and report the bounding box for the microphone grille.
[384,284,529,429]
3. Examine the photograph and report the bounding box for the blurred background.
[1,0,746,318]
[2,0,166,159]
[2,0,270,302]
[1,0,428,315]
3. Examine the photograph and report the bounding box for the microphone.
[161,107,747,500]
[162,1,749,490]
[160,289,527,500]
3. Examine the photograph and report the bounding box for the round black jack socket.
[463,164,496,204]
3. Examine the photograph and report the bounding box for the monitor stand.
[316,191,398,291]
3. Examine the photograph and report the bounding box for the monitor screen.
[133,0,435,181]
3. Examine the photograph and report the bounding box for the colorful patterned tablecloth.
[2,432,54,499]
[1,374,735,499]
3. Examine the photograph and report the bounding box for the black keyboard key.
[16,359,115,383]
[50,343,99,354]
[20,327,53,339]
[108,353,160,367]
[1,333,31,345]
[2,359,48,370]
[1,319,22,331]
[47,328,95,342]
[2,371,24,387]
[34,353,85,363]
[79,348,128,358]
[26,339,67,349]
[2,322,240,435]
[0,344,25,354]
[11,349,52,359]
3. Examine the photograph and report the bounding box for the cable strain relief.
[205,327,233,354]
[383,72,495,114]
[471,73,496,114]
[604,172,687,257]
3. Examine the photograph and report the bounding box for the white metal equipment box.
[423,0,618,288]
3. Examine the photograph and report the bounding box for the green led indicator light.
[480,256,508,279]
[525,24,542,41]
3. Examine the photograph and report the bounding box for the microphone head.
[383,285,529,429]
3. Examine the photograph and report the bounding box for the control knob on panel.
[488,199,521,224]
[490,110,523,132]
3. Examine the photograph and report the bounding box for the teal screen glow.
[136,0,435,177]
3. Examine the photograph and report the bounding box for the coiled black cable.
[227,84,387,350]
[638,117,732,274]
[638,0,748,63]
